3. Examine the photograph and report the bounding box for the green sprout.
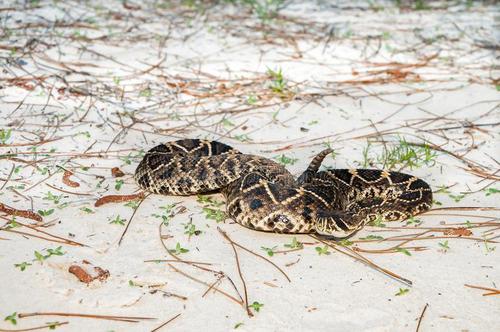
[249,301,264,313]
[395,288,410,296]
[169,242,189,255]
[109,215,126,226]
[261,246,278,257]
[315,245,330,255]
[284,237,303,249]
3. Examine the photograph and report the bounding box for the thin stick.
[415,303,429,332]
[168,263,244,305]
[118,193,149,246]
[311,235,412,286]
[0,321,69,332]
[464,284,500,296]
[218,228,291,282]
[144,259,213,266]
[151,313,181,332]
[17,312,155,322]
[218,228,253,317]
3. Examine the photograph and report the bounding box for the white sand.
[0,1,498,331]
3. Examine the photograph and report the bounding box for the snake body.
[135,139,433,238]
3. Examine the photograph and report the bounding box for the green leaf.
[115,179,124,191]
[360,234,384,240]
[38,209,55,217]
[339,239,353,247]
[14,262,32,271]
[284,237,303,249]
[315,245,330,255]
[485,188,500,196]
[396,248,412,256]
[261,246,277,257]
[395,288,409,296]
[80,207,94,214]
[274,154,298,165]
[4,312,17,325]
[46,246,65,256]
[249,301,264,312]
[34,250,45,262]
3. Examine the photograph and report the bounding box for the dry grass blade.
[415,303,429,332]
[311,235,413,286]
[464,284,500,296]
[17,312,155,322]
[151,313,181,332]
[217,227,253,317]
[0,321,69,332]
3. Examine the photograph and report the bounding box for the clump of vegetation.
[266,67,293,98]
[197,195,226,223]
[363,137,437,170]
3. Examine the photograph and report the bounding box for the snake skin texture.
[135,139,433,238]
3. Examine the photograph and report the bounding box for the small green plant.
[242,0,284,21]
[80,207,94,214]
[284,237,303,249]
[0,128,12,144]
[183,220,201,238]
[395,288,410,296]
[119,150,145,165]
[361,142,373,168]
[405,216,422,226]
[414,0,429,10]
[233,134,252,142]
[5,218,20,229]
[43,191,63,205]
[378,137,436,170]
[109,215,126,226]
[18,246,66,269]
[4,312,17,325]
[152,204,177,226]
[115,179,124,191]
[261,246,277,257]
[449,194,465,203]
[203,207,226,223]
[222,118,234,127]
[438,240,450,252]
[484,239,496,254]
[485,188,499,196]
[249,301,264,313]
[274,154,298,165]
[267,67,289,97]
[169,242,189,255]
[339,239,353,247]
[360,234,384,240]
[234,322,244,329]
[139,87,152,98]
[46,246,65,256]
[369,215,386,228]
[124,200,140,210]
[396,248,412,256]
[198,195,226,222]
[38,209,55,217]
[315,245,330,255]
[14,262,32,271]
[46,321,60,330]
[246,95,257,105]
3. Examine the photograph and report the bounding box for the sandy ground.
[0,1,499,331]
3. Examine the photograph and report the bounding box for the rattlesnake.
[135,139,432,238]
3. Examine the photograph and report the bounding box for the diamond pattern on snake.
[135,139,433,238]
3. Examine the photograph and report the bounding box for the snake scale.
[135,139,433,238]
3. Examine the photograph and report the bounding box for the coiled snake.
[135,139,432,238]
